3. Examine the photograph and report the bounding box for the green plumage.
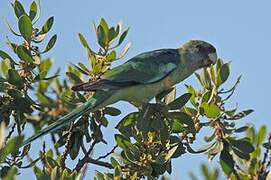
[22,40,217,146]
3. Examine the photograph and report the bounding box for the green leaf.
[104,107,121,116]
[201,103,221,118]
[217,63,230,86]
[66,72,83,84]
[115,112,137,137]
[99,18,109,37]
[70,133,81,160]
[7,89,23,98]
[78,62,90,73]
[3,167,18,180]
[219,148,234,176]
[29,1,37,21]
[168,93,191,110]
[229,139,255,154]
[169,112,194,133]
[41,34,57,53]
[39,58,52,76]
[5,136,24,155]
[78,33,95,56]
[256,125,267,146]
[108,27,116,44]
[1,59,12,77]
[107,50,116,62]
[118,27,129,46]
[39,16,54,35]
[16,45,33,63]
[185,85,196,107]
[110,157,119,167]
[227,109,253,120]
[18,15,33,43]
[201,90,212,104]
[114,134,133,151]
[7,69,23,88]
[97,25,107,48]
[13,1,26,18]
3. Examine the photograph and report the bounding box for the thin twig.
[95,145,118,161]
[61,122,74,170]
[51,134,60,156]
[6,123,16,141]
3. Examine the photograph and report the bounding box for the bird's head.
[181,40,217,69]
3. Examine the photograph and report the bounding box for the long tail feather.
[22,91,114,146]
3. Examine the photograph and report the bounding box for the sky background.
[1,0,271,179]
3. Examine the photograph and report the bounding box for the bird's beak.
[208,52,217,64]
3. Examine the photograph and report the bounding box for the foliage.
[0,1,271,180]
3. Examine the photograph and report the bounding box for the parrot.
[22,40,217,146]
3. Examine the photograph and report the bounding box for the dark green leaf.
[219,148,234,176]
[263,142,271,150]
[110,157,119,167]
[39,16,54,35]
[97,25,106,48]
[0,50,15,63]
[217,63,230,86]
[99,18,109,37]
[16,45,33,63]
[171,143,185,158]
[7,69,23,88]
[104,107,121,116]
[18,15,33,43]
[41,34,57,53]
[201,90,212,104]
[7,89,23,98]
[13,1,26,18]
[168,93,191,110]
[114,134,133,151]
[229,139,254,154]
[235,126,249,133]
[108,27,116,43]
[227,109,253,120]
[232,148,250,160]
[118,28,129,46]
[70,133,81,160]
[29,1,37,21]
[66,72,82,84]
[115,112,137,137]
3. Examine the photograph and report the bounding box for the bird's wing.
[72,49,180,91]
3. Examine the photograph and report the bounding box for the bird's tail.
[22,91,115,146]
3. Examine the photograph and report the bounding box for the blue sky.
[1,0,271,179]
